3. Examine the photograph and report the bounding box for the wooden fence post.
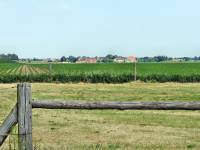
[17,83,32,150]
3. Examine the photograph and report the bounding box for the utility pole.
[134,61,137,81]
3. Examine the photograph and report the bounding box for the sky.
[0,0,200,58]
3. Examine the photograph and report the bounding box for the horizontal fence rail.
[32,101,200,110]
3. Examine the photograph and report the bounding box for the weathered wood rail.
[0,105,17,146]
[0,83,200,150]
[32,101,200,110]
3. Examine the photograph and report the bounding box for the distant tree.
[105,54,118,59]
[101,54,118,63]
[194,56,198,60]
[67,56,77,63]
[154,56,168,62]
[7,54,19,60]
[183,57,191,61]
[102,58,113,63]
[140,57,155,62]
[33,58,42,61]
[60,56,67,62]
[168,57,173,61]
[0,53,19,60]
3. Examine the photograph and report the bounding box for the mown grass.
[0,82,200,150]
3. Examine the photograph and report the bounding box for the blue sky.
[0,0,200,58]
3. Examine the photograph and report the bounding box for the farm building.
[126,56,137,63]
[114,56,137,63]
[114,57,126,63]
[76,57,97,63]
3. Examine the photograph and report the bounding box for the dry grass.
[30,109,200,150]
[32,82,200,101]
[0,82,200,150]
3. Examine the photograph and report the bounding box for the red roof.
[127,56,137,62]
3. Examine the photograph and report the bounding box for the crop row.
[0,64,49,75]
[0,73,200,83]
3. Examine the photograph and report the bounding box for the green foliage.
[0,53,19,60]
[60,56,67,62]
[67,56,78,63]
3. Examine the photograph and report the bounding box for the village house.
[114,56,137,63]
[126,56,137,63]
[113,57,126,63]
[76,57,97,63]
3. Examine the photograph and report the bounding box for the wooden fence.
[0,83,200,150]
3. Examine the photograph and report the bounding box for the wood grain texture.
[0,105,17,146]
[32,101,200,110]
[17,83,32,150]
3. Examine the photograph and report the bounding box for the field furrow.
[9,67,19,75]
[5,69,12,74]
[15,65,23,74]
[29,66,36,75]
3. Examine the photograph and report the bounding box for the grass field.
[0,62,200,83]
[0,82,200,150]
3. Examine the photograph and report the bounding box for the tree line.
[0,53,200,63]
[138,56,200,62]
[59,55,200,63]
[0,54,19,61]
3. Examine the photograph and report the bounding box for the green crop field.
[0,62,200,83]
[23,62,200,75]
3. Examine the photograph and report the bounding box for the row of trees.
[60,56,78,63]
[139,56,172,62]
[60,55,117,63]
[60,55,200,63]
[60,54,122,63]
[1,53,199,63]
[0,54,19,60]
[138,56,200,62]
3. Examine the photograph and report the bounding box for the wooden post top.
[17,83,31,87]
